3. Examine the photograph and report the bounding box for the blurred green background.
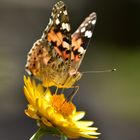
[0,0,140,140]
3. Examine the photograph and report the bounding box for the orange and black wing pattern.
[71,12,97,70]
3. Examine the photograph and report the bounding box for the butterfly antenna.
[82,68,116,74]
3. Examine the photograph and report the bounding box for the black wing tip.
[54,1,65,8]
[52,1,66,16]
[89,12,97,17]
[89,12,97,22]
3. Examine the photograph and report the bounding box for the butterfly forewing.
[42,1,72,61]
[71,12,97,70]
[26,1,72,87]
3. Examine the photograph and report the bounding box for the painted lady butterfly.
[25,1,97,88]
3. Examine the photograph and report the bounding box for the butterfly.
[25,1,97,88]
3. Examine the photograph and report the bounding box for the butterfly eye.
[73,74,77,78]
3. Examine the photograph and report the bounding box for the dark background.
[0,0,140,140]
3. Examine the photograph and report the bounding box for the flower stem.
[29,128,46,140]
[29,127,61,140]
[60,135,68,140]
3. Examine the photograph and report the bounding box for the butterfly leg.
[55,86,59,94]
[66,85,79,101]
[61,88,65,94]
[61,85,79,108]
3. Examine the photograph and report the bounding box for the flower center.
[52,94,75,116]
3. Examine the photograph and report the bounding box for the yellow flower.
[23,76,100,139]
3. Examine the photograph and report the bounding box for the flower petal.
[25,105,39,119]
[72,111,85,121]
[76,121,94,127]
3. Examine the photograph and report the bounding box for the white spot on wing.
[84,30,92,38]
[92,19,96,25]
[88,20,91,23]
[81,27,86,33]
[62,23,70,32]
[62,23,65,30]
[85,23,88,26]
[78,47,85,54]
[56,18,60,25]
[63,41,70,49]
[66,23,70,31]
[63,10,68,15]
